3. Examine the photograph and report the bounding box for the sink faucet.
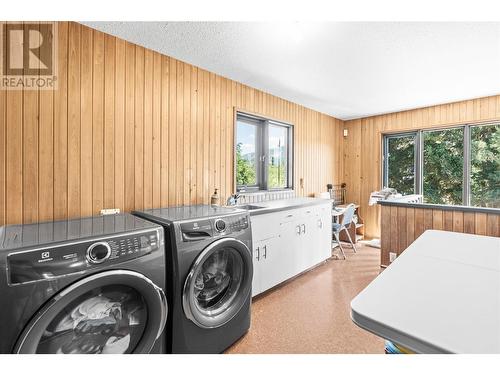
[226,193,241,206]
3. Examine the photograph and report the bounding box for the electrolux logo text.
[1,22,58,90]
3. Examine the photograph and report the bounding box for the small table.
[351,230,500,353]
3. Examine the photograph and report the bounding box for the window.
[470,123,500,207]
[235,113,293,191]
[423,127,464,205]
[382,122,500,208]
[383,133,417,195]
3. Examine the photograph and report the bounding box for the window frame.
[382,131,419,195]
[381,121,499,208]
[234,111,294,192]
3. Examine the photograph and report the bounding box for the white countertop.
[238,197,331,216]
[351,230,500,353]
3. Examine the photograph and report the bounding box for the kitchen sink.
[237,204,265,210]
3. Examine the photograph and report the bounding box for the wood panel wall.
[0,22,344,226]
[344,95,500,239]
[380,204,500,267]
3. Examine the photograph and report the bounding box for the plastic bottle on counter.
[210,188,220,206]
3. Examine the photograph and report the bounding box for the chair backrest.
[341,204,356,228]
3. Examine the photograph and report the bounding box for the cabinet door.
[259,236,289,293]
[279,219,303,279]
[251,241,263,297]
[311,212,331,264]
[251,213,281,242]
[300,214,320,270]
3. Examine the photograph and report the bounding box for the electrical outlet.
[389,252,397,262]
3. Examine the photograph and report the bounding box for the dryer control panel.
[7,229,160,285]
[179,214,249,242]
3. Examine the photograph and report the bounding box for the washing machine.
[0,213,167,354]
[133,205,253,353]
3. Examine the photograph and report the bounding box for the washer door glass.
[37,285,147,354]
[183,238,252,328]
[15,270,167,354]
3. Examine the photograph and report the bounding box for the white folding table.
[351,230,500,353]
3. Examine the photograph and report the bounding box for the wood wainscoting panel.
[380,205,500,267]
[0,22,344,226]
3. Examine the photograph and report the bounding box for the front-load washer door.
[183,237,253,329]
[14,270,167,354]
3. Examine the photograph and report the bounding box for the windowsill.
[236,188,294,195]
[377,200,500,214]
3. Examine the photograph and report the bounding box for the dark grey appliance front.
[133,205,253,354]
[0,213,167,354]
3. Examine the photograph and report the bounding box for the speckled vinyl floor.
[226,243,385,354]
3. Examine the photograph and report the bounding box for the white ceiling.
[83,22,500,120]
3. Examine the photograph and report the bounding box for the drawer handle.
[296,225,301,235]
[263,245,267,259]
[301,224,306,234]
[286,214,293,218]
[255,247,260,261]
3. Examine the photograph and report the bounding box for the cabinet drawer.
[250,213,281,241]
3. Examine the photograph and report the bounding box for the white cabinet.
[250,201,332,297]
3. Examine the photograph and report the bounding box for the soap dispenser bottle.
[210,188,220,206]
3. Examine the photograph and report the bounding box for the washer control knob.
[86,242,111,264]
[214,219,227,232]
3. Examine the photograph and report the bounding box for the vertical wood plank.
[463,212,475,234]
[134,46,144,210]
[432,209,443,230]
[152,52,161,208]
[6,87,23,224]
[443,210,454,231]
[167,58,177,206]
[160,56,169,207]
[53,21,68,221]
[114,38,125,211]
[453,211,464,233]
[389,206,398,255]
[397,206,407,254]
[414,208,425,240]
[176,61,184,205]
[475,213,487,236]
[380,205,390,265]
[486,214,499,237]
[196,67,204,204]
[183,64,191,205]
[67,22,81,219]
[80,25,93,216]
[424,209,433,232]
[103,34,115,209]
[92,30,105,214]
[22,22,39,224]
[190,66,198,205]
[124,42,135,212]
[38,22,54,222]
[143,49,153,209]
[406,207,415,248]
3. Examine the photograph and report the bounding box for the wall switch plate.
[389,252,397,262]
[100,208,121,215]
